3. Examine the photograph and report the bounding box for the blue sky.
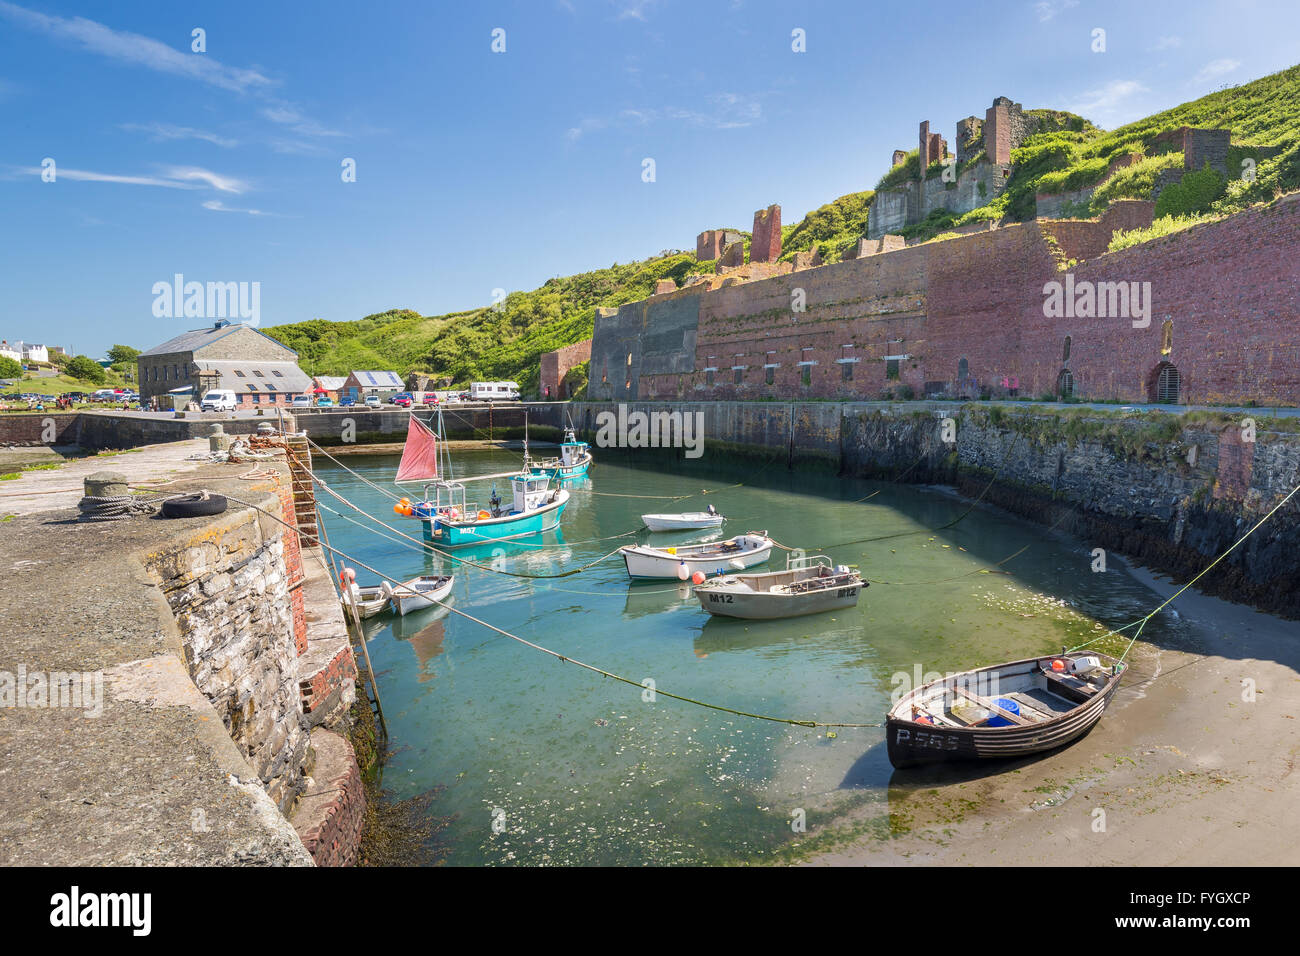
[1,0,1295,358]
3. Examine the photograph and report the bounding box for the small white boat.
[642,506,725,532]
[341,582,390,620]
[693,554,865,619]
[381,574,455,616]
[621,532,773,579]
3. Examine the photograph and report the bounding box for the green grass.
[779,191,875,263]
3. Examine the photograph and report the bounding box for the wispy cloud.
[1064,79,1147,124]
[260,105,344,138]
[1033,0,1078,22]
[567,92,763,141]
[1151,35,1182,52]
[11,164,249,193]
[613,0,658,21]
[120,122,238,148]
[202,199,280,217]
[163,167,249,193]
[1194,58,1240,85]
[0,0,272,93]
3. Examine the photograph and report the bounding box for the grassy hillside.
[889,65,1300,243]
[264,65,1300,393]
[264,254,702,393]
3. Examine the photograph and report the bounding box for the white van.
[201,389,238,412]
[469,381,520,402]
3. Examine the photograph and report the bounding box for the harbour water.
[316,446,1202,865]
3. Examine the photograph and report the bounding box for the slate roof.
[140,322,297,358]
[348,370,404,389]
[194,360,313,393]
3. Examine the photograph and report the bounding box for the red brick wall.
[540,338,592,399]
[985,103,1010,165]
[1041,200,1155,262]
[277,480,309,655]
[634,194,1300,406]
[750,205,782,263]
[0,412,78,445]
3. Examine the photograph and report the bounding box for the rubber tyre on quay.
[161,493,229,519]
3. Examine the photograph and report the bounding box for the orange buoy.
[691,571,706,585]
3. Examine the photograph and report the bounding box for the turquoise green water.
[316,447,1196,865]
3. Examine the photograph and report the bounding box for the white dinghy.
[341,582,390,620]
[641,505,725,532]
[620,531,773,580]
[693,553,865,619]
[381,574,455,616]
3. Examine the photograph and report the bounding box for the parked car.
[338,395,356,407]
[392,392,412,408]
[291,395,313,407]
[364,394,382,408]
[316,396,335,407]
[201,389,238,412]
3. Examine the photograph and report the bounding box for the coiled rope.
[76,493,169,522]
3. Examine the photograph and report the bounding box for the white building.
[22,344,48,364]
[0,340,21,364]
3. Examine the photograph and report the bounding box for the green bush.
[0,356,22,379]
[65,355,106,384]
[1154,164,1227,217]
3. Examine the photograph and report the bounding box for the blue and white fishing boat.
[529,423,592,481]
[395,410,569,548]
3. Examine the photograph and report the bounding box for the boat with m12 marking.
[692,553,865,619]
[885,651,1126,768]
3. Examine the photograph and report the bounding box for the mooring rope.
[221,490,882,729]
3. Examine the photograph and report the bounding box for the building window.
[234,369,246,377]
[248,383,258,392]
[706,369,715,387]
[626,353,632,366]
[251,393,260,404]
[272,370,283,377]
[958,357,968,381]
[801,365,811,386]
[1161,320,1173,356]
[253,369,265,377]
[766,366,775,385]
[1057,368,1074,398]
[1062,336,1071,363]
[886,359,900,380]
[733,368,743,385]
[842,362,853,381]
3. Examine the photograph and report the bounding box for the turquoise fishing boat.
[529,424,592,481]
[395,410,569,548]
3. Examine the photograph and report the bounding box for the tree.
[107,344,141,366]
[66,355,106,384]
[0,356,22,379]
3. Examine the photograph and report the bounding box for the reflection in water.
[317,447,1196,865]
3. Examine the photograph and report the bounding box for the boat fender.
[478,510,491,519]
[161,492,228,519]
[728,558,745,570]
[665,547,677,555]
[676,562,689,581]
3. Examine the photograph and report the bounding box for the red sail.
[395,415,439,482]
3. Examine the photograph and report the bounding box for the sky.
[1,0,1296,358]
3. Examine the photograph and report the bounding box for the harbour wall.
[531,400,1300,618]
[0,450,367,865]
[0,405,523,450]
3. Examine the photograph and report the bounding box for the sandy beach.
[805,560,1300,866]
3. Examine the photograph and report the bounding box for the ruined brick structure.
[540,338,592,399]
[696,229,743,261]
[750,204,782,262]
[589,194,1300,408]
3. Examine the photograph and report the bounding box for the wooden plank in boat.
[950,686,1034,726]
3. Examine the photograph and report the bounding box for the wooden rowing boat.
[620,532,773,579]
[885,651,1126,768]
[692,553,865,619]
[381,574,455,616]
